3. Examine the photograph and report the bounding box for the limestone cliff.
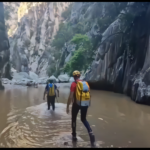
[0,2,11,89]
[9,2,71,77]
[3,2,20,37]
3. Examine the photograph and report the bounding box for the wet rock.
[2,78,11,84]
[58,74,69,83]
[38,77,48,84]
[29,71,38,80]
[69,77,74,83]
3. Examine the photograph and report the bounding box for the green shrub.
[51,23,74,50]
[71,34,92,50]
[63,34,93,75]
[53,50,61,60]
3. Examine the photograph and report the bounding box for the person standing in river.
[43,79,59,111]
[66,70,96,147]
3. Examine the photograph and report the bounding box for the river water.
[0,83,150,147]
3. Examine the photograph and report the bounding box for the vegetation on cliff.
[49,2,130,77]
[63,34,93,75]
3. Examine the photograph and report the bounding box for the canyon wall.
[9,2,70,77]
[0,2,11,89]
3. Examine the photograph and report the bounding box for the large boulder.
[11,78,33,86]
[49,75,58,83]
[11,71,39,86]
[12,72,31,80]
[29,71,38,80]
[38,77,49,84]
[58,74,69,83]
[69,77,74,83]
[11,67,17,75]
[1,78,11,84]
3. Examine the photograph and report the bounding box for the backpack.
[75,80,91,106]
[48,83,55,96]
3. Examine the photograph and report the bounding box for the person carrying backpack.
[43,79,59,111]
[66,70,96,147]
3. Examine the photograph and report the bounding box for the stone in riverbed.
[58,74,69,83]
[69,77,74,83]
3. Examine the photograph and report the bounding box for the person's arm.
[66,92,74,114]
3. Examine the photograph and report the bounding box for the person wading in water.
[66,70,96,147]
[43,79,59,110]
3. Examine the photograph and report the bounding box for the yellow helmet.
[73,70,81,76]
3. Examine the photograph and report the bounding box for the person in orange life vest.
[66,70,96,147]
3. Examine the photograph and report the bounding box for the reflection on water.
[0,84,150,147]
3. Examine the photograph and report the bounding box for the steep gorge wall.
[51,2,150,105]
[3,2,20,37]
[0,2,11,89]
[9,2,71,77]
[85,2,150,105]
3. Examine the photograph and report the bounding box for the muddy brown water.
[0,83,150,147]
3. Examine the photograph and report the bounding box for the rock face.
[85,2,150,105]
[3,71,49,86]
[3,2,20,37]
[9,2,71,77]
[69,77,74,83]
[0,2,11,89]
[58,74,69,82]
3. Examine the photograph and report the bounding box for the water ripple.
[0,102,100,148]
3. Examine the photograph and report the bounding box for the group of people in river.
[43,70,96,147]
